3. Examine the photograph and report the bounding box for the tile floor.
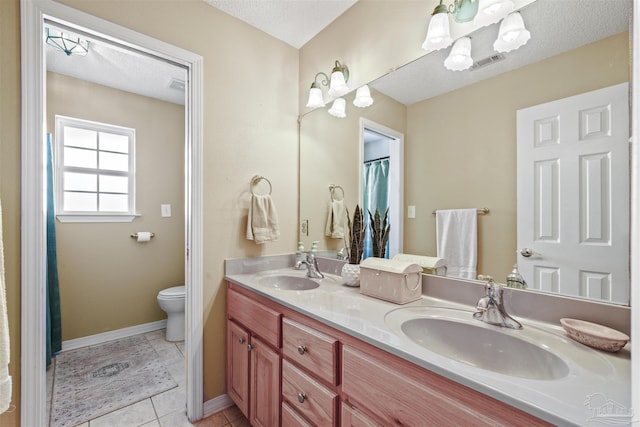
[46,329,250,427]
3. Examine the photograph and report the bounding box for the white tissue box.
[392,254,447,276]
[359,257,423,304]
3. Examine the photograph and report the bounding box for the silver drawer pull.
[239,337,245,344]
[297,392,306,403]
[247,344,253,351]
[297,345,307,355]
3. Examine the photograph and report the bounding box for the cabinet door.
[250,336,281,427]
[341,403,382,427]
[227,320,250,417]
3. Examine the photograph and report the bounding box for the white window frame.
[55,115,137,222]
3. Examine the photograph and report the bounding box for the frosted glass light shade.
[328,71,349,97]
[474,0,514,27]
[444,37,473,71]
[353,85,374,108]
[493,12,531,53]
[328,98,347,118]
[422,11,453,52]
[306,87,325,108]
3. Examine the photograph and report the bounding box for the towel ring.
[251,175,272,195]
[329,184,344,201]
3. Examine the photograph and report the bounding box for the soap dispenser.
[506,264,527,289]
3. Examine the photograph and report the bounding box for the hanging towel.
[246,194,280,244]
[0,198,12,414]
[324,199,346,239]
[436,209,477,279]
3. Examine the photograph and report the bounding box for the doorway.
[21,1,203,425]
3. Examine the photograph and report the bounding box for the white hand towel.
[246,194,280,244]
[436,209,477,279]
[0,198,12,414]
[324,199,346,239]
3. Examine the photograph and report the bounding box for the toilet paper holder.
[130,232,155,239]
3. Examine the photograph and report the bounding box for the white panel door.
[517,83,629,304]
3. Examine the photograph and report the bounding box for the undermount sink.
[386,307,570,380]
[257,274,320,291]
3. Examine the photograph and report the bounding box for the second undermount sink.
[386,307,570,380]
[257,274,320,291]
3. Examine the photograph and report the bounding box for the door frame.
[20,0,204,425]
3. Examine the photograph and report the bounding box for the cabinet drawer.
[282,402,313,427]
[282,318,338,385]
[341,403,382,427]
[228,288,281,348]
[282,359,338,427]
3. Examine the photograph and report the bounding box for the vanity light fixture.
[474,0,515,28]
[493,12,531,53]
[353,85,374,108]
[305,60,350,108]
[328,97,347,118]
[444,37,473,71]
[45,27,89,56]
[422,1,453,52]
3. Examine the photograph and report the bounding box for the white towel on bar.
[436,209,477,279]
[246,194,280,244]
[0,198,12,414]
[324,199,346,239]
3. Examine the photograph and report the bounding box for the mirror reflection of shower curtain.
[363,158,390,259]
[46,134,62,367]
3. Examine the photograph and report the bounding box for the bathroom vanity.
[225,256,630,427]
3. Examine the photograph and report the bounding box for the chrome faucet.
[295,252,325,279]
[473,276,522,329]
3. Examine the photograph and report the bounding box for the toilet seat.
[158,285,185,299]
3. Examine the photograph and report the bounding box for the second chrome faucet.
[473,276,522,329]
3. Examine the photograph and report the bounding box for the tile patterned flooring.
[47,329,250,427]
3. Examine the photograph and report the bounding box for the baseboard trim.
[60,319,167,352]
[203,394,234,419]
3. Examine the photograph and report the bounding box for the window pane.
[100,132,129,153]
[99,194,129,212]
[64,172,97,192]
[64,192,97,211]
[64,126,97,149]
[64,147,97,169]
[99,152,129,172]
[99,175,128,194]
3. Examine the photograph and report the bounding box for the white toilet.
[157,285,185,341]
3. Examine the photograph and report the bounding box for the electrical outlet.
[301,219,309,236]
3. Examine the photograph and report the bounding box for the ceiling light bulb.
[328,98,347,118]
[473,0,514,27]
[353,85,374,108]
[493,12,531,53]
[422,2,453,52]
[306,86,325,108]
[328,69,349,97]
[444,37,473,71]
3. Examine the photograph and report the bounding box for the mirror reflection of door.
[361,121,403,259]
[517,83,629,304]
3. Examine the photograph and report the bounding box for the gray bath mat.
[51,335,178,427]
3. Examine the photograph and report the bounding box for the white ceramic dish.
[560,318,629,352]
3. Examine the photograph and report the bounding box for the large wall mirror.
[299,0,631,305]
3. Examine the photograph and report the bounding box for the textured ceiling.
[203,0,358,48]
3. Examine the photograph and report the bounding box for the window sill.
[56,214,139,223]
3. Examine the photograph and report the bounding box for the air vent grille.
[471,53,506,71]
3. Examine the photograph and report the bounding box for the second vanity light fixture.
[306,60,374,118]
[422,0,531,72]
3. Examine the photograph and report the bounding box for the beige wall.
[0,0,22,424]
[299,90,406,250]
[404,32,629,279]
[47,72,185,340]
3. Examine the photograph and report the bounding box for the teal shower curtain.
[363,158,390,259]
[46,134,62,367]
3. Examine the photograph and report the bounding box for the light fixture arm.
[331,60,349,83]
[310,72,330,89]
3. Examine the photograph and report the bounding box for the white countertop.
[225,267,631,426]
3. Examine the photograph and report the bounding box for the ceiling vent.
[168,78,185,91]
[470,53,505,71]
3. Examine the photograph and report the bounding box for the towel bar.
[432,208,490,215]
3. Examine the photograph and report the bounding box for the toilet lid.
[158,286,185,298]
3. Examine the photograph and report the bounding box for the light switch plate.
[408,205,416,218]
[161,204,172,217]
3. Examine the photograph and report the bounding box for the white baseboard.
[60,319,167,352]
[203,394,234,419]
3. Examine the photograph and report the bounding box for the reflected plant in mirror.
[299,0,631,305]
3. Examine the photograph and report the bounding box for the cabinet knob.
[297,392,306,403]
[247,344,253,351]
[297,345,307,355]
[238,337,245,344]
